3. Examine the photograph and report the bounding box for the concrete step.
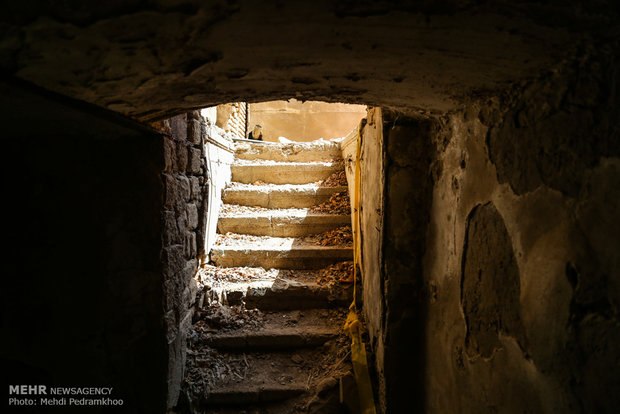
[206,384,306,405]
[201,267,355,310]
[217,212,351,237]
[211,243,352,269]
[205,328,337,350]
[242,278,352,310]
[234,140,342,162]
[203,309,342,350]
[222,184,348,209]
[231,161,342,185]
[209,278,353,311]
[198,349,318,405]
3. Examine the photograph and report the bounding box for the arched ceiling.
[1,1,617,121]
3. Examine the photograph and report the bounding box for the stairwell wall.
[415,47,620,414]
[159,110,210,409]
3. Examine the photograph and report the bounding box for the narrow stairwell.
[182,139,359,414]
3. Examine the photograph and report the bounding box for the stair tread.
[234,140,342,163]
[217,215,350,237]
[195,349,322,404]
[205,275,353,310]
[224,183,347,192]
[233,159,343,166]
[205,308,343,341]
[231,162,342,185]
[212,243,352,252]
[219,209,350,219]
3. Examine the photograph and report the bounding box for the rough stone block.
[169,114,187,141]
[164,310,178,344]
[163,210,180,246]
[162,245,185,279]
[176,208,188,232]
[164,174,191,209]
[187,203,199,230]
[177,142,188,171]
[184,231,197,259]
[164,137,176,172]
[189,176,201,200]
[188,147,202,174]
[188,119,202,145]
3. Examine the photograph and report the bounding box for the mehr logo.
[8,385,47,395]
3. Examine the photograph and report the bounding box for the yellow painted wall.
[249,99,366,142]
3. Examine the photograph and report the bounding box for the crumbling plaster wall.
[418,46,620,413]
[4,1,616,120]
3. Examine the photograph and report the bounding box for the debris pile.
[317,261,355,285]
[193,302,264,332]
[305,226,353,246]
[215,227,353,248]
[309,191,351,215]
[316,170,348,187]
[196,263,274,283]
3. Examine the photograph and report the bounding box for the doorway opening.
[181,99,369,413]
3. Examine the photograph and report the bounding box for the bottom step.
[206,384,306,405]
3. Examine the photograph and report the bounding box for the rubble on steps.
[230,169,347,188]
[181,304,356,414]
[318,170,348,187]
[215,226,353,248]
[309,191,351,215]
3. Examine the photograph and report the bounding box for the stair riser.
[222,186,347,208]
[205,387,305,405]
[206,332,336,350]
[232,164,340,184]
[217,215,351,237]
[243,288,352,310]
[235,143,341,162]
[211,254,351,270]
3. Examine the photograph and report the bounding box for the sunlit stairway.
[193,139,357,413]
[211,141,352,270]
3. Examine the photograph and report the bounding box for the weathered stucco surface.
[419,48,620,413]
[3,1,614,120]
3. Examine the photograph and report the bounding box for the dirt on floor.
[182,303,355,413]
[215,226,353,248]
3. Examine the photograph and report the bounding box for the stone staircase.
[182,140,358,414]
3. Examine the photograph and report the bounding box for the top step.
[234,140,342,162]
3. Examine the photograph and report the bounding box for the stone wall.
[160,111,210,409]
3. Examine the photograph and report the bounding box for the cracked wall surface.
[418,48,619,413]
[3,1,617,120]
